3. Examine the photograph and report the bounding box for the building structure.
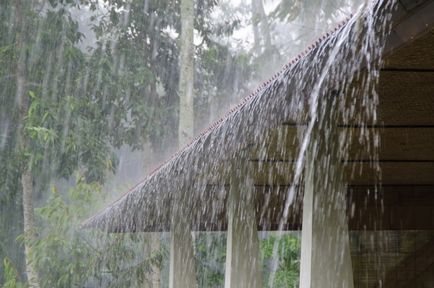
[83,1,434,287]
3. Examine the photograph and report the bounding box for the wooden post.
[224,166,263,288]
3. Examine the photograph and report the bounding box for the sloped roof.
[82,0,434,232]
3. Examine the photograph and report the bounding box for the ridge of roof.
[81,8,357,228]
[126,14,353,193]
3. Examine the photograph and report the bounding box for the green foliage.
[270,0,300,22]
[1,0,225,284]
[28,176,167,288]
[193,233,301,288]
[0,0,309,286]
[2,258,26,288]
[195,233,226,287]
[261,234,301,288]
[29,178,98,287]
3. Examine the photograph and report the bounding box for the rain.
[1,0,434,287]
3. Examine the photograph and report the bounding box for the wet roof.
[82,0,434,233]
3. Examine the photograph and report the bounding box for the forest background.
[0,0,360,287]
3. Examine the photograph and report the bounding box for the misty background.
[0,0,363,287]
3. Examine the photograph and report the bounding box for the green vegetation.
[261,234,300,287]
[194,233,301,288]
[0,0,357,286]
[2,258,26,288]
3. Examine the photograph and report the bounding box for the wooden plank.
[384,238,434,288]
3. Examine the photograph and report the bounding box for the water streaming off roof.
[1,0,434,287]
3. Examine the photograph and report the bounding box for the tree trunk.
[251,0,272,53]
[251,0,261,54]
[15,1,40,287]
[21,170,40,288]
[178,0,195,147]
[169,0,197,287]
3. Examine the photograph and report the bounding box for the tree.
[0,0,160,285]
[251,0,272,54]
[93,0,223,150]
[178,0,195,147]
[14,0,40,285]
[1,0,315,286]
[1,0,230,286]
[261,234,301,288]
[2,258,26,288]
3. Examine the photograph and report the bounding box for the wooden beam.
[250,159,434,163]
[381,68,434,73]
[338,124,434,128]
[282,123,434,128]
[383,238,434,288]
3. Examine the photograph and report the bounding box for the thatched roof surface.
[82,0,434,232]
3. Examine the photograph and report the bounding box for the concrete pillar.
[299,154,354,288]
[224,168,263,288]
[169,221,196,288]
[299,117,354,287]
[169,189,197,288]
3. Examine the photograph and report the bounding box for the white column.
[224,168,263,288]
[169,225,196,288]
[299,132,354,288]
[169,196,196,288]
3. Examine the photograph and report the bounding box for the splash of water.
[267,0,396,285]
[79,0,398,286]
